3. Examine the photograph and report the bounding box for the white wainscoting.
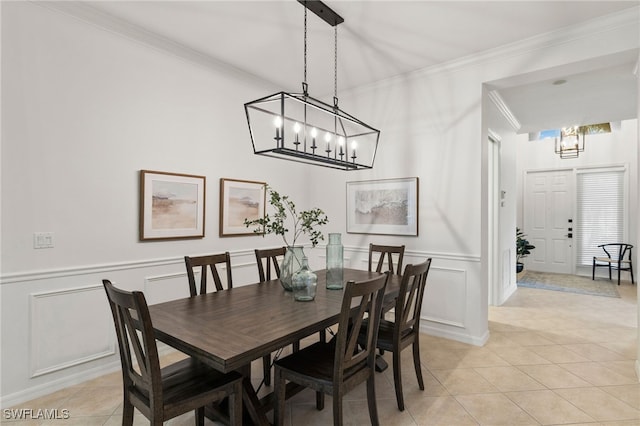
[1,246,481,408]
[29,285,115,378]
[422,266,467,329]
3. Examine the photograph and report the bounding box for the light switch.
[34,232,54,249]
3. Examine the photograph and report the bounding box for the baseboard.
[420,323,489,347]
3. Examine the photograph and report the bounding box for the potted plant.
[516,227,535,273]
[245,185,328,290]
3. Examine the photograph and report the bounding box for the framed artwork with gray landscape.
[346,177,418,236]
[219,178,266,237]
[139,170,206,241]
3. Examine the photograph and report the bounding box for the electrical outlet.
[34,232,54,249]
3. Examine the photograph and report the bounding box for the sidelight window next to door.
[576,168,626,266]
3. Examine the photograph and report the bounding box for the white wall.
[0,2,314,405]
[1,2,638,406]
[483,92,519,306]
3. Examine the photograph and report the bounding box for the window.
[576,168,625,266]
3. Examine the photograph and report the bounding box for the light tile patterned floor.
[4,281,639,425]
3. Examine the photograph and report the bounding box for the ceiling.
[67,1,639,133]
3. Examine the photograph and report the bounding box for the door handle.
[565,233,573,238]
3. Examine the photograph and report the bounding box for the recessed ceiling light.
[552,79,567,85]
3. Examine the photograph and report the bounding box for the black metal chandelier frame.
[244,0,380,171]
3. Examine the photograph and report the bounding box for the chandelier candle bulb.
[311,127,318,153]
[274,116,283,146]
[293,122,301,147]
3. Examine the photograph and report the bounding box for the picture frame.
[139,170,206,241]
[219,178,266,237]
[346,177,419,236]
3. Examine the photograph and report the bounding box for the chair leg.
[316,391,324,410]
[392,351,405,411]
[263,354,271,386]
[122,397,134,426]
[412,341,424,391]
[592,259,595,280]
[273,368,286,426]
[618,265,622,285]
[195,407,204,426]
[332,390,343,426]
[366,375,380,426]
[631,263,635,284]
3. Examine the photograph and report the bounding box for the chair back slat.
[598,243,634,262]
[255,247,286,282]
[103,280,162,407]
[334,273,388,380]
[368,244,405,275]
[395,260,432,341]
[184,252,233,296]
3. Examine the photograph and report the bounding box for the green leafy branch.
[244,185,328,247]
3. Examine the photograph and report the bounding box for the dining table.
[148,268,401,426]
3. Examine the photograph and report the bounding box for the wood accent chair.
[361,259,432,411]
[254,247,286,282]
[102,279,243,426]
[273,273,389,426]
[368,243,405,275]
[184,252,233,296]
[592,243,634,285]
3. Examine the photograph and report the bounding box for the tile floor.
[4,281,639,425]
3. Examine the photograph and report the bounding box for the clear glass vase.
[326,233,344,289]
[292,256,317,301]
[280,246,305,291]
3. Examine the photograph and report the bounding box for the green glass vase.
[292,256,317,301]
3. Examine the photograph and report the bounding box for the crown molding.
[488,90,522,131]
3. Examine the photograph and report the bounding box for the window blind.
[576,170,624,266]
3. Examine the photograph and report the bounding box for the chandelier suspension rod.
[303,4,307,93]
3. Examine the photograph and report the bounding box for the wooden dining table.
[148,268,401,425]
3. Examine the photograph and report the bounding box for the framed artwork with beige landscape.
[219,178,266,237]
[139,170,206,241]
[346,177,419,236]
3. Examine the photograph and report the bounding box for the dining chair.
[254,247,286,282]
[368,243,405,275]
[273,273,389,426]
[184,252,233,296]
[102,279,243,426]
[368,243,406,362]
[592,243,634,285]
[254,247,302,386]
[360,259,432,411]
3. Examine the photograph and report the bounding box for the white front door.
[524,170,574,274]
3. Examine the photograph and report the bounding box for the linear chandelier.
[244,0,380,170]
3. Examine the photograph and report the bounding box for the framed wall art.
[346,177,419,236]
[139,170,206,241]
[219,178,266,237]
